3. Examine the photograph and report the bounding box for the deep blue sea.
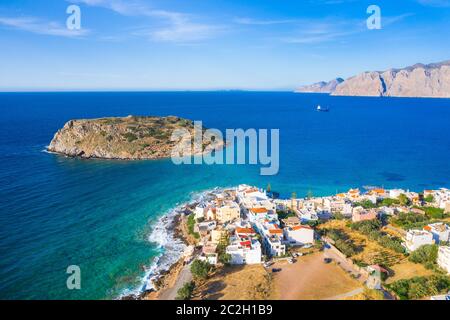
[0,92,449,299]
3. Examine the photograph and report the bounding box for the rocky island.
[48,115,217,160]
[296,60,450,98]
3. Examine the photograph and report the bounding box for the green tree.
[291,192,297,209]
[176,281,195,300]
[190,259,213,280]
[424,195,434,203]
[422,206,445,219]
[398,194,411,206]
[380,198,400,207]
[217,232,232,265]
[353,200,377,209]
[409,244,438,268]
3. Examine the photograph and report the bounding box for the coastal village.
[147,185,450,301]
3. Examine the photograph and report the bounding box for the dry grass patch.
[319,220,404,267]
[272,252,362,300]
[198,265,274,300]
[386,261,435,284]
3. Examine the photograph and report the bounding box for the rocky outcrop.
[297,60,450,98]
[48,115,221,160]
[296,78,344,93]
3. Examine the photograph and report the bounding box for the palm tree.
[291,192,297,209]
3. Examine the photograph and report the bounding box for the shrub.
[277,210,296,220]
[324,229,360,257]
[398,194,411,206]
[333,213,345,220]
[351,220,405,254]
[353,200,377,209]
[190,259,213,280]
[409,244,438,268]
[122,132,138,142]
[390,212,429,230]
[388,275,450,300]
[217,233,231,265]
[422,207,445,219]
[187,214,200,239]
[176,281,195,300]
[379,198,400,207]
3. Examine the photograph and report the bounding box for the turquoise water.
[0,92,449,299]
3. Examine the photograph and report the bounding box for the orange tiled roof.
[292,225,312,231]
[423,225,432,232]
[372,188,385,194]
[236,227,255,234]
[269,229,283,234]
[250,207,268,214]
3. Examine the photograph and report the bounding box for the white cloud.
[416,0,450,7]
[72,0,222,43]
[234,17,298,25]
[0,16,88,37]
[281,13,413,45]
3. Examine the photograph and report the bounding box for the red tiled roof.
[240,240,251,248]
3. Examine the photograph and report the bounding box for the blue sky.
[0,0,449,90]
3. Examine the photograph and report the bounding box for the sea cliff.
[296,60,450,98]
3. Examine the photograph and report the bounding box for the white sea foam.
[118,186,232,299]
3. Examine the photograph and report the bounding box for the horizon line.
[0,88,297,93]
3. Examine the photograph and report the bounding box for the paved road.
[158,262,193,300]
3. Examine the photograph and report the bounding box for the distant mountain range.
[296,60,450,98]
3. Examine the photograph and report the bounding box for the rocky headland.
[296,60,450,98]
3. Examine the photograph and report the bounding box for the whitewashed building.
[226,227,261,265]
[437,246,450,274]
[283,225,314,246]
[403,229,434,252]
[424,223,450,244]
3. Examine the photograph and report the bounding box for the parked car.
[303,244,313,249]
[272,268,282,273]
[288,258,295,264]
[323,258,332,264]
[263,261,274,268]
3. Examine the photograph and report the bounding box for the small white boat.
[317,105,329,112]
